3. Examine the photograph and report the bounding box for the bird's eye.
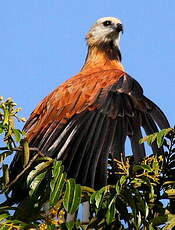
[103,20,112,26]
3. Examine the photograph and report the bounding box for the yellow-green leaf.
[23,139,30,167]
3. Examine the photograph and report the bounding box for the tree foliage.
[0,97,175,229]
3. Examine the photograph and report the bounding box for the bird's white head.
[86,17,123,48]
[82,17,124,70]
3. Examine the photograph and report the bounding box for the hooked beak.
[116,23,123,34]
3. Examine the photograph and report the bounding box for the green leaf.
[63,179,81,214]
[47,224,58,230]
[49,161,66,206]
[163,214,175,230]
[66,221,74,230]
[69,183,81,214]
[145,202,149,219]
[149,133,158,145]
[27,160,52,185]
[106,197,117,224]
[50,172,66,206]
[0,225,9,230]
[163,128,174,137]
[64,179,75,212]
[75,219,81,228]
[152,215,168,226]
[140,165,153,172]
[22,139,30,167]
[52,160,63,176]
[63,178,81,214]
[140,133,158,145]
[163,181,175,186]
[4,219,26,225]
[3,109,9,126]
[148,225,156,230]
[149,184,155,201]
[115,182,120,195]
[50,161,64,191]
[0,124,4,129]
[2,164,9,185]
[156,128,173,148]
[137,211,142,229]
[157,130,166,148]
[90,191,96,205]
[0,127,4,134]
[94,187,105,209]
[0,213,9,222]
[165,189,175,197]
[13,128,22,142]
[120,175,127,186]
[29,171,47,198]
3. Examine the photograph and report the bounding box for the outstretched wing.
[11,69,170,188]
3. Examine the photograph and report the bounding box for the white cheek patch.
[113,32,121,48]
[92,26,114,43]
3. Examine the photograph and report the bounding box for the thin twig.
[0,205,18,211]
[81,186,95,193]
[0,146,45,156]
[6,153,39,188]
[0,147,9,151]
[6,147,46,188]
[29,147,45,157]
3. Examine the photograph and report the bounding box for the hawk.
[11,17,169,190]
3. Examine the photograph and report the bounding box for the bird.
[10,17,169,191]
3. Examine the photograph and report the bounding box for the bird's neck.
[81,44,124,73]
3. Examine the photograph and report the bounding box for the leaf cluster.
[1,97,175,229]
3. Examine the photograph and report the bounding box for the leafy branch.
[1,97,175,229]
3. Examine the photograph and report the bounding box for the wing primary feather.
[56,126,78,159]
[46,120,77,157]
[57,111,95,160]
[129,126,146,161]
[46,111,92,158]
[127,112,145,160]
[65,112,101,182]
[93,118,118,189]
[88,117,111,187]
[81,113,106,185]
[63,111,96,174]
[38,121,64,151]
[111,117,127,160]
